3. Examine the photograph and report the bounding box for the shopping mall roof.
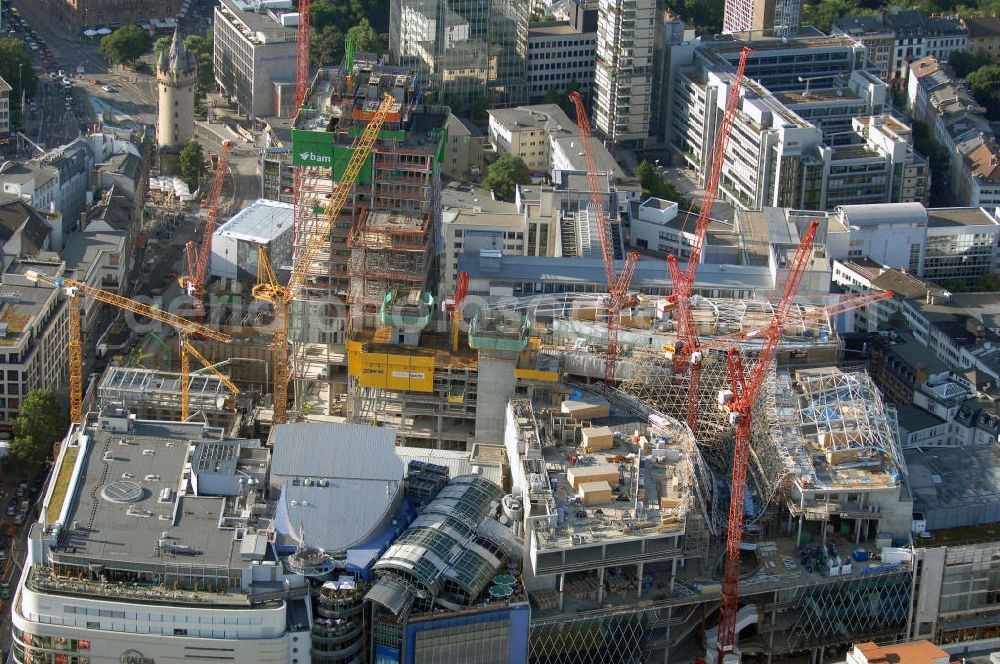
[269,423,404,555]
[371,475,504,609]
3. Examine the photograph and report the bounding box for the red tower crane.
[667,46,751,436]
[294,0,311,109]
[712,220,820,663]
[569,91,641,385]
[183,140,233,315]
[447,271,470,353]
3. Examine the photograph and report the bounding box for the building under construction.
[289,55,446,395]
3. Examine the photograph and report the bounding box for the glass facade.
[389,0,527,105]
[923,232,995,282]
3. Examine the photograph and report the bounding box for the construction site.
[37,17,994,664]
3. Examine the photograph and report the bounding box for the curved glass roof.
[374,475,503,601]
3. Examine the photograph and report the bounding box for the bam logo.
[298,150,332,164]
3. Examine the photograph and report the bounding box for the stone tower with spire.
[157,29,197,148]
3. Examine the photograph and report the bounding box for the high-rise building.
[389,0,528,106]
[593,0,655,147]
[156,30,197,149]
[723,0,801,36]
[213,0,298,118]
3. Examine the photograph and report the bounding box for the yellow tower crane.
[182,340,241,404]
[25,270,232,423]
[253,92,396,425]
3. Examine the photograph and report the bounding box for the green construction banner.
[291,129,373,182]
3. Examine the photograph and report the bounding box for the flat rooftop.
[488,104,579,135]
[926,207,999,228]
[215,198,294,243]
[0,281,56,347]
[54,417,258,570]
[778,88,863,105]
[217,0,298,43]
[906,444,1000,533]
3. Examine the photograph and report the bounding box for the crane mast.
[667,46,751,435]
[569,91,640,384]
[712,220,819,663]
[184,140,232,315]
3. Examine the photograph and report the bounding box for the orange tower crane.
[447,271,470,353]
[569,91,640,385]
[667,46,751,437]
[25,271,231,423]
[712,220,820,663]
[253,93,396,424]
[183,140,232,315]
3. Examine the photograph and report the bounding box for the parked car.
[13,513,24,526]
[102,84,113,92]
[4,505,14,517]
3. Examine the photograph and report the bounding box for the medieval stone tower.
[157,29,197,148]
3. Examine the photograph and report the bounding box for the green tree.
[311,25,345,68]
[468,95,488,122]
[184,32,215,95]
[178,139,205,189]
[482,154,532,202]
[948,50,992,78]
[543,86,562,105]
[0,38,38,126]
[800,0,876,33]
[154,36,172,56]
[445,92,464,117]
[669,0,725,35]
[11,390,65,467]
[966,64,1000,120]
[99,25,153,67]
[346,17,385,54]
[943,279,968,293]
[976,273,1000,292]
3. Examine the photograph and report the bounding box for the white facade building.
[593,0,655,147]
[210,199,293,282]
[14,408,309,664]
[525,22,596,103]
[214,0,298,118]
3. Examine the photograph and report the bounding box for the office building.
[389,0,528,105]
[0,260,67,429]
[53,0,181,31]
[213,0,298,118]
[593,0,655,146]
[670,43,927,211]
[0,76,10,140]
[525,20,596,104]
[156,29,197,149]
[961,16,1000,62]
[829,203,999,286]
[723,0,801,36]
[907,56,1000,207]
[831,9,967,83]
